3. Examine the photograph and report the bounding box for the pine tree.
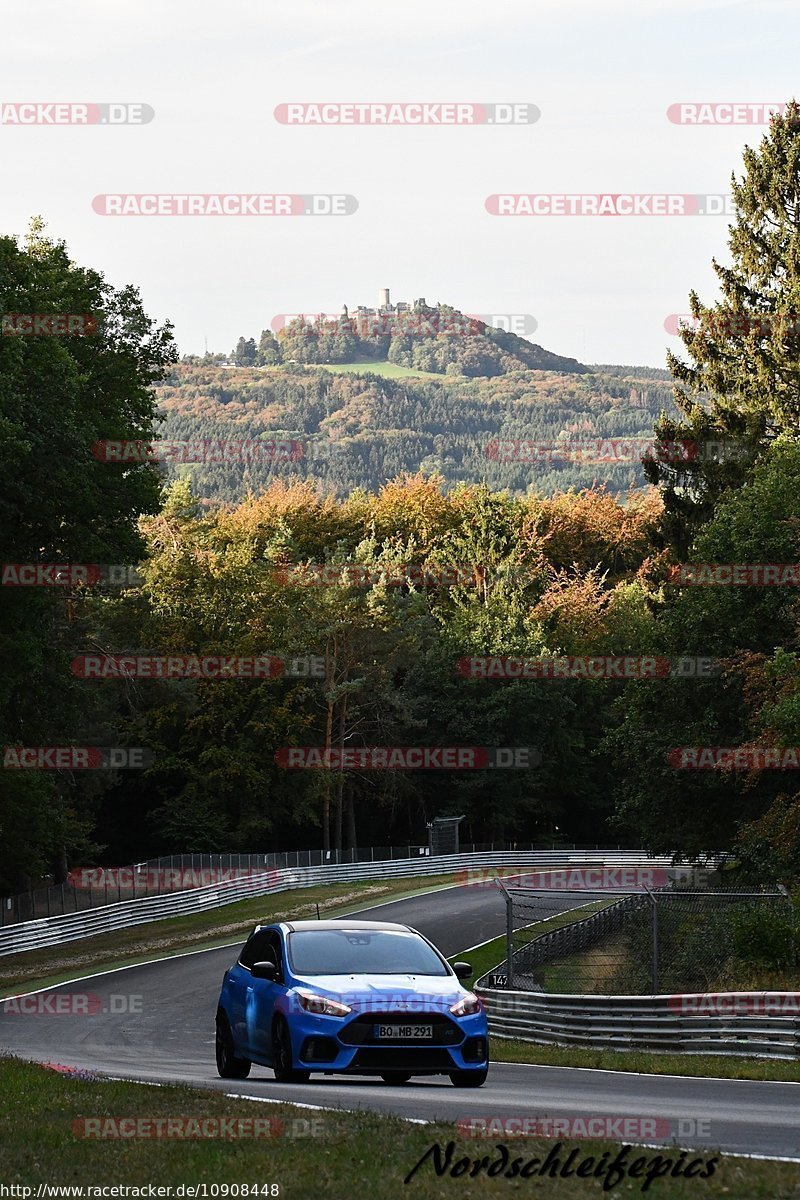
[647,99,800,551]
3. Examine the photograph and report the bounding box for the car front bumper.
[287,1007,489,1075]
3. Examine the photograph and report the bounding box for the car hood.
[290,973,469,1011]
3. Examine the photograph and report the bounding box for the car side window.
[239,929,284,978]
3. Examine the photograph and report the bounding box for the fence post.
[644,886,659,993]
[778,884,796,969]
[496,879,514,990]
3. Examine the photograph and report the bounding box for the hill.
[227,303,588,378]
[154,359,677,503]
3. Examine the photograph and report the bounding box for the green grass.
[0,874,459,996]
[490,1038,800,1082]
[448,899,613,985]
[309,360,460,381]
[208,361,456,381]
[450,907,800,1083]
[1,1057,798,1197]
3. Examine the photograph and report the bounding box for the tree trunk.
[54,845,68,885]
[345,779,357,851]
[334,694,348,854]
[322,641,335,854]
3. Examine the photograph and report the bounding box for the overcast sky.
[2,0,798,366]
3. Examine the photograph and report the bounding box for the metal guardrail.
[0,850,674,959]
[140,843,627,872]
[1,842,631,924]
[476,986,800,1060]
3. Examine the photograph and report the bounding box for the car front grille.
[349,1047,456,1071]
[338,1011,463,1047]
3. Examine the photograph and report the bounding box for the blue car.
[215,919,488,1087]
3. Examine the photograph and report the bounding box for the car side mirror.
[251,960,278,981]
[453,961,472,980]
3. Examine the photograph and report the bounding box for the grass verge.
[489,1038,800,1082]
[0,1057,797,1198]
[448,899,612,984]
[449,916,800,1084]
[310,360,460,380]
[0,874,458,995]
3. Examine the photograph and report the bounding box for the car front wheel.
[215,1013,251,1079]
[449,1068,487,1088]
[271,1015,310,1083]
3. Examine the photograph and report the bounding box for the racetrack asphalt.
[1,883,798,1161]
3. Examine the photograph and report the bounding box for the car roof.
[263,919,414,934]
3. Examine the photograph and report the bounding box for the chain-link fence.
[0,841,627,925]
[487,881,796,995]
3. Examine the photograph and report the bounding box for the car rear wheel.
[449,1068,488,1088]
[215,1013,251,1079]
[380,1072,412,1085]
[271,1015,310,1083]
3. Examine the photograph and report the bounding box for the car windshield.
[286,929,450,976]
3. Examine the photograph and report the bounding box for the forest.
[154,360,677,501]
[3,106,800,897]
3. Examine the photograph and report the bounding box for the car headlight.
[296,991,352,1017]
[450,993,483,1017]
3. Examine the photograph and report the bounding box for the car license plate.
[374,1024,433,1039]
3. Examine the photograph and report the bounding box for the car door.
[225,932,262,1051]
[244,928,285,1063]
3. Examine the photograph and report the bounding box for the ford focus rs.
[215,919,488,1086]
